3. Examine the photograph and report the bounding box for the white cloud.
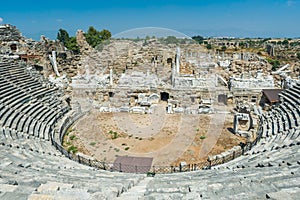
[0,17,3,23]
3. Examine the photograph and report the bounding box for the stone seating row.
[0,104,69,140]
[0,128,61,156]
[260,86,300,138]
[0,143,145,200]
[217,129,300,168]
[0,62,68,140]
[129,162,300,200]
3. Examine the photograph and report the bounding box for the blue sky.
[0,0,299,40]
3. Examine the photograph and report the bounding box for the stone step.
[117,177,153,199]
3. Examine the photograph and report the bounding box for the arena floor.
[66,103,245,166]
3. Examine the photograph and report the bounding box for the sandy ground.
[66,104,245,166]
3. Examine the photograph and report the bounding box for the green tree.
[164,36,178,44]
[99,29,112,41]
[267,58,280,71]
[221,45,227,51]
[57,29,70,46]
[206,43,212,49]
[297,52,300,60]
[85,26,112,48]
[192,35,204,44]
[85,26,100,48]
[66,37,80,54]
[57,29,80,54]
[282,39,289,46]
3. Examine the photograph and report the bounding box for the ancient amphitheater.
[0,25,300,199]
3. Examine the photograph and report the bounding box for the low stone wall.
[50,109,264,174]
[208,146,243,166]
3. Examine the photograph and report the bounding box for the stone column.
[171,63,176,87]
[49,51,60,77]
[233,114,240,134]
[176,47,180,75]
[110,68,113,86]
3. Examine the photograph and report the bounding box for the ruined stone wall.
[0,24,22,41]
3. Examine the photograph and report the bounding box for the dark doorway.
[10,44,17,52]
[160,92,169,101]
[218,94,227,105]
[109,92,115,97]
[167,58,172,64]
[33,65,44,72]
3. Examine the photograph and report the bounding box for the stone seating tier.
[1,61,300,199]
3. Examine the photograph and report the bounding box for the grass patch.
[200,136,206,140]
[109,130,118,139]
[89,142,96,146]
[65,128,73,136]
[69,135,76,140]
[67,145,78,154]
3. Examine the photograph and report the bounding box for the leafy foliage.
[89,142,96,146]
[69,135,76,140]
[57,29,79,54]
[266,58,280,71]
[67,145,78,154]
[200,136,206,140]
[109,130,119,139]
[57,26,111,53]
[57,29,70,45]
[192,35,204,44]
[66,37,80,54]
[282,39,289,46]
[221,46,227,51]
[85,26,112,48]
[206,43,212,49]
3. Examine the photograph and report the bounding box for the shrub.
[69,135,76,140]
[67,145,78,154]
[112,132,118,139]
[89,142,96,146]
[109,130,118,139]
[200,136,206,140]
[125,147,130,151]
[266,58,280,71]
[147,172,156,177]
